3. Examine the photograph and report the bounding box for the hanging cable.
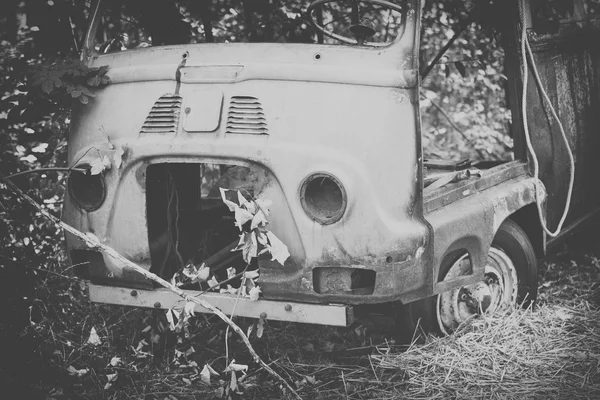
[518,0,575,238]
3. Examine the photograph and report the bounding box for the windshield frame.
[82,0,422,63]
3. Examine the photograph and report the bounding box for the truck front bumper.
[89,284,354,327]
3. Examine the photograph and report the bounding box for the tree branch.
[0,175,301,400]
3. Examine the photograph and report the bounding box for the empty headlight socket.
[300,172,347,225]
[68,164,107,212]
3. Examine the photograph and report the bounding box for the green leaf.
[50,76,62,88]
[41,80,54,94]
[87,76,100,86]
[70,89,82,98]
[79,86,96,97]
[79,94,89,104]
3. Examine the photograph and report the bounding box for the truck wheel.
[399,218,538,337]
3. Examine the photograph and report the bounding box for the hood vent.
[226,96,268,135]
[140,94,182,135]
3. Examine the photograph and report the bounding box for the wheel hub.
[437,247,518,335]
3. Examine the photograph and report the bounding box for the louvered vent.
[226,96,268,135]
[140,94,182,134]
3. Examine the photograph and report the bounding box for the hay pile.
[373,303,600,399]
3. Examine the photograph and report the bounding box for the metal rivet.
[314,53,322,60]
[386,256,393,263]
[285,304,292,312]
[130,290,138,297]
[154,302,161,308]
[260,312,267,319]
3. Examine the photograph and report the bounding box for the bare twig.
[6,167,88,180]
[0,175,302,400]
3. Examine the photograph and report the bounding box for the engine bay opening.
[146,163,266,288]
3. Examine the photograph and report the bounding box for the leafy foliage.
[420,0,513,161]
[30,61,110,105]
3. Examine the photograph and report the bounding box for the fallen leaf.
[225,361,248,373]
[237,190,249,209]
[182,377,192,385]
[181,262,210,283]
[208,276,220,290]
[200,363,220,385]
[244,270,259,280]
[67,365,89,377]
[234,206,254,231]
[101,154,111,169]
[227,267,236,280]
[106,373,118,382]
[250,211,267,231]
[219,188,238,212]
[266,231,290,265]
[87,327,101,346]
[109,356,121,367]
[184,302,196,319]
[135,339,148,352]
[165,308,181,331]
[256,317,265,338]
[89,157,104,175]
[242,231,258,264]
[248,286,261,302]
[233,233,246,251]
[229,370,238,392]
[256,231,269,246]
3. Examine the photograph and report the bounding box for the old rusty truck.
[63,0,600,336]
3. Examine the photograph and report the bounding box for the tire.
[395,218,538,339]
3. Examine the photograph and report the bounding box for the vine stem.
[0,175,301,400]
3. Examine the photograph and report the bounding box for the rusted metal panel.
[426,176,538,296]
[88,284,353,327]
[424,161,529,214]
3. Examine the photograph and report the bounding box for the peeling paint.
[414,246,425,261]
[492,197,510,232]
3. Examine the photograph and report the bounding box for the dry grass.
[372,303,600,399]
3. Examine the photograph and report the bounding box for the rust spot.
[135,164,147,191]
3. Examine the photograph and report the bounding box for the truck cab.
[64,0,600,335]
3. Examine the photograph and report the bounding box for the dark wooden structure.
[507,0,600,242]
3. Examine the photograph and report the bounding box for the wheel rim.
[436,247,519,335]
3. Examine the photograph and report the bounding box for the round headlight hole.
[68,165,106,212]
[301,173,346,225]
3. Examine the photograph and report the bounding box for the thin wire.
[519,0,575,237]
